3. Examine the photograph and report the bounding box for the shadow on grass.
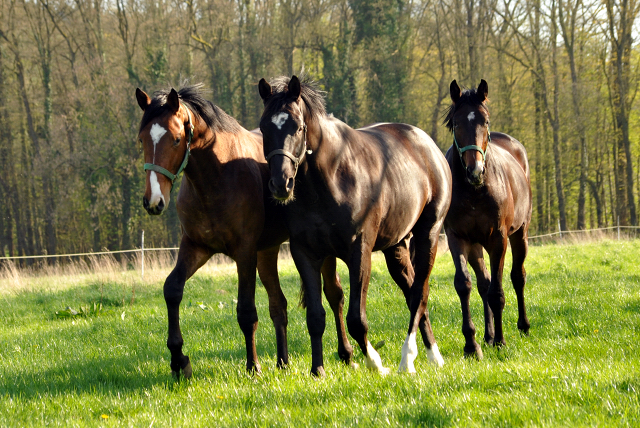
[398,403,454,427]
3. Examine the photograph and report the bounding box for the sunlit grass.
[0,240,639,426]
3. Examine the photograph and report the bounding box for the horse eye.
[174,137,181,146]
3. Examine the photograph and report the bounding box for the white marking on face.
[426,343,445,367]
[150,124,167,161]
[398,332,418,374]
[475,160,484,172]
[148,171,165,208]
[364,341,390,375]
[467,111,476,122]
[271,112,289,130]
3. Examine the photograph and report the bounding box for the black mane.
[263,74,327,122]
[139,83,241,134]
[443,87,488,132]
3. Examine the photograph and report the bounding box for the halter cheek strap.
[453,125,490,168]
[265,124,308,172]
[143,103,194,192]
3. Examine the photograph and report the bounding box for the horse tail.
[298,282,307,308]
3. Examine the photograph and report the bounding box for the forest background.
[0,0,638,257]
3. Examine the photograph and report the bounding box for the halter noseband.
[143,103,194,192]
[453,124,490,168]
[265,123,308,171]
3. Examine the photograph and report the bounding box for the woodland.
[0,0,638,257]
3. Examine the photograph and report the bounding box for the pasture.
[0,240,638,427]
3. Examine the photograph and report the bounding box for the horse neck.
[185,118,253,181]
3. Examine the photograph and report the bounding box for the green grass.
[1,240,639,427]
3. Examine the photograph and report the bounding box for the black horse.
[258,75,451,375]
[443,79,532,359]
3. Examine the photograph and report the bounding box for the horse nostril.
[157,199,165,211]
[285,177,294,192]
[143,197,150,210]
[268,179,278,194]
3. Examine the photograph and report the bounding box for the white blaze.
[271,113,289,130]
[467,111,476,122]
[150,124,167,161]
[148,171,164,208]
[398,332,418,373]
[364,341,390,375]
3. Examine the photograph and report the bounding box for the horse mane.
[443,87,489,132]
[263,74,327,123]
[139,83,241,134]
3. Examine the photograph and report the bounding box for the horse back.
[489,132,530,182]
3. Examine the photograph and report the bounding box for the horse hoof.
[484,336,494,346]
[311,366,326,377]
[247,363,262,375]
[349,361,360,370]
[182,361,193,379]
[518,321,531,335]
[464,348,483,361]
[276,360,288,370]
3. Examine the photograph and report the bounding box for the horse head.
[258,75,309,202]
[448,79,491,187]
[136,88,193,215]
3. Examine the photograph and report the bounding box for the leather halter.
[143,103,194,192]
[265,123,308,171]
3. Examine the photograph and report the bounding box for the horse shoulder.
[489,132,530,181]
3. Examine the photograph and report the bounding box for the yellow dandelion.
[101,414,109,419]
[216,395,224,399]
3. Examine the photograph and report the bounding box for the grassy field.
[0,240,639,427]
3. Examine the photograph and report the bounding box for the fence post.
[141,230,145,281]
[617,216,620,241]
[558,220,562,240]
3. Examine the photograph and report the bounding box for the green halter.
[143,103,194,192]
[453,125,490,168]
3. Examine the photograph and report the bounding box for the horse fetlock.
[399,333,418,374]
[171,355,192,380]
[365,341,390,374]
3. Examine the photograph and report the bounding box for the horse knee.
[306,308,326,337]
[510,269,526,290]
[236,303,258,332]
[454,272,473,296]
[269,303,288,327]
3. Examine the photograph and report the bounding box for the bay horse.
[443,79,532,359]
[258,75,452,375]
[135,84,353,378]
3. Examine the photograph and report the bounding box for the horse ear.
[136,88,151,111]
[166,88,180,114]
[450,80,461,104]
[478,79,488,102]
[288,75,301,100]
[258,78,272,102]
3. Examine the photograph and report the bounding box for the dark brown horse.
[443,79,532,359]
[258,75,451,375]
[135,84,353,378]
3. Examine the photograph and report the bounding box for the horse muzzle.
[268,176,295,202]
[143,195,166,215]
[466,161,485,187]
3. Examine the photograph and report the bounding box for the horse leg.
[320,256,354,365]
[467,243,495,346]
[399,218,444,373]
[346,237,389,374]
[487,232,508,347]
[291,244,326,376]
[235,248,261,373]
[257,246,288,368]
[509,227,530,334]
[447,233,483,359]
[165,236,213,379]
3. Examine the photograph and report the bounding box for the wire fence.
[0,225,639,264]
